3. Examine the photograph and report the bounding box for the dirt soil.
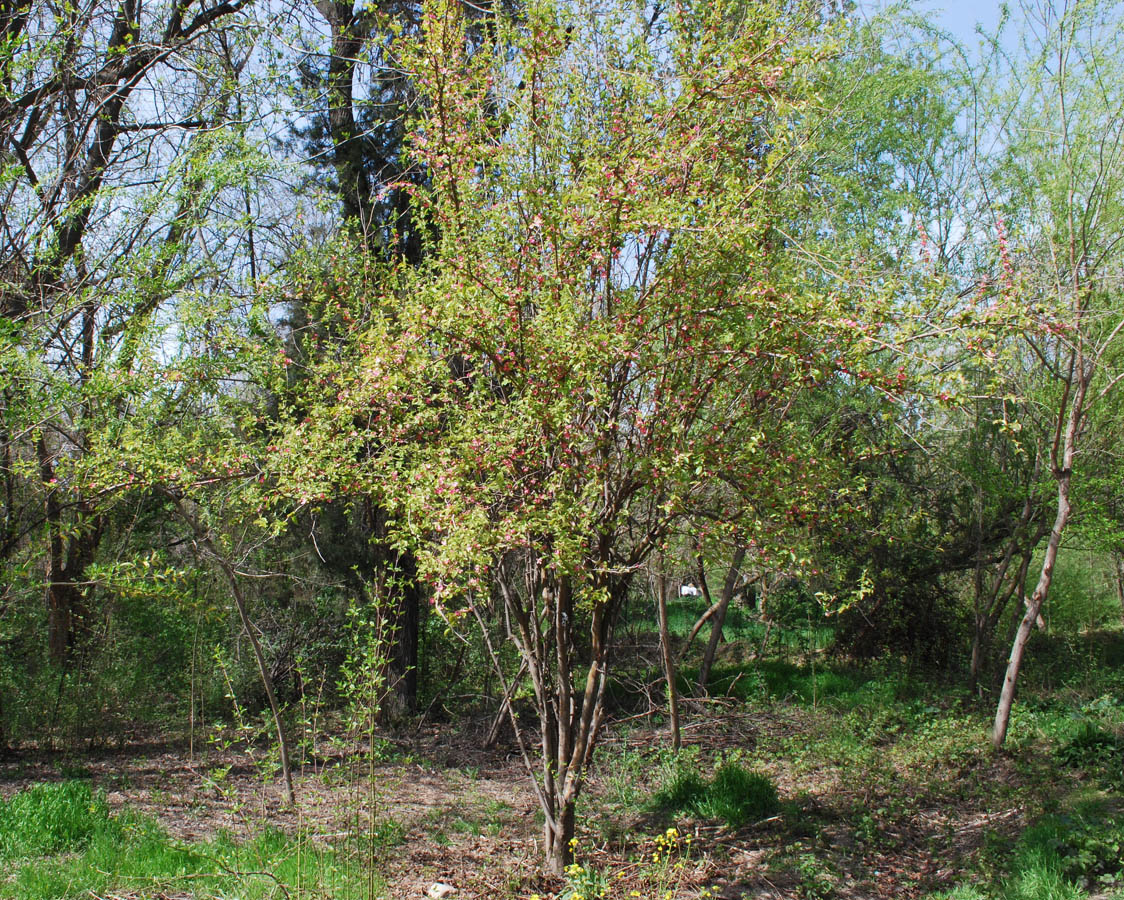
[0,705,1044,900]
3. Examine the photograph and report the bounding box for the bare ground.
[0,703,1062,900]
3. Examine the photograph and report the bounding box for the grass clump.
[653,761,779,829]
[0,781,119,860]
[698,764,780,828]
[656,768,707,811]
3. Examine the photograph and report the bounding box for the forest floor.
[2,639,1123,899]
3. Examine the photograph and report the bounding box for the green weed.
[1056,722,1124,790]
[367,814,408,851]
[936,798,1124,900]
[1016,801,1124,892]
[790,851,836,899]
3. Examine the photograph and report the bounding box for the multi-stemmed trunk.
[486,556,627,875]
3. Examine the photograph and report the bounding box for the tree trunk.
[992,354,1089,750]
[1114,553,1124,628]
[655,568,680,751]
[225,564,296,805]
[697,547,746,694]
[484,658,527,749]
[991,478,1069,749]
[379,549,420,718]
[971,499,1025,684]
[316,0,373,233]
[678,595,725,661]
[544,797,576,876]
[971,535,1040,685]
[40,435,71,664]
[969,614,986,685]
[39,435,101,665]
[485,552,628,874]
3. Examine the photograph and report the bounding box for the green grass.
[0,781,383,900]
[601,624,1124,899]
[0,781,118,861]
[652,760,779,828]
[665,596,832,650]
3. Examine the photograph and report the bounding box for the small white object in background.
[679,584,700,597]
[428,883,456,899]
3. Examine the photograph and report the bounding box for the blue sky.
[925,0,1005,44]
[857,0,1010,53]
